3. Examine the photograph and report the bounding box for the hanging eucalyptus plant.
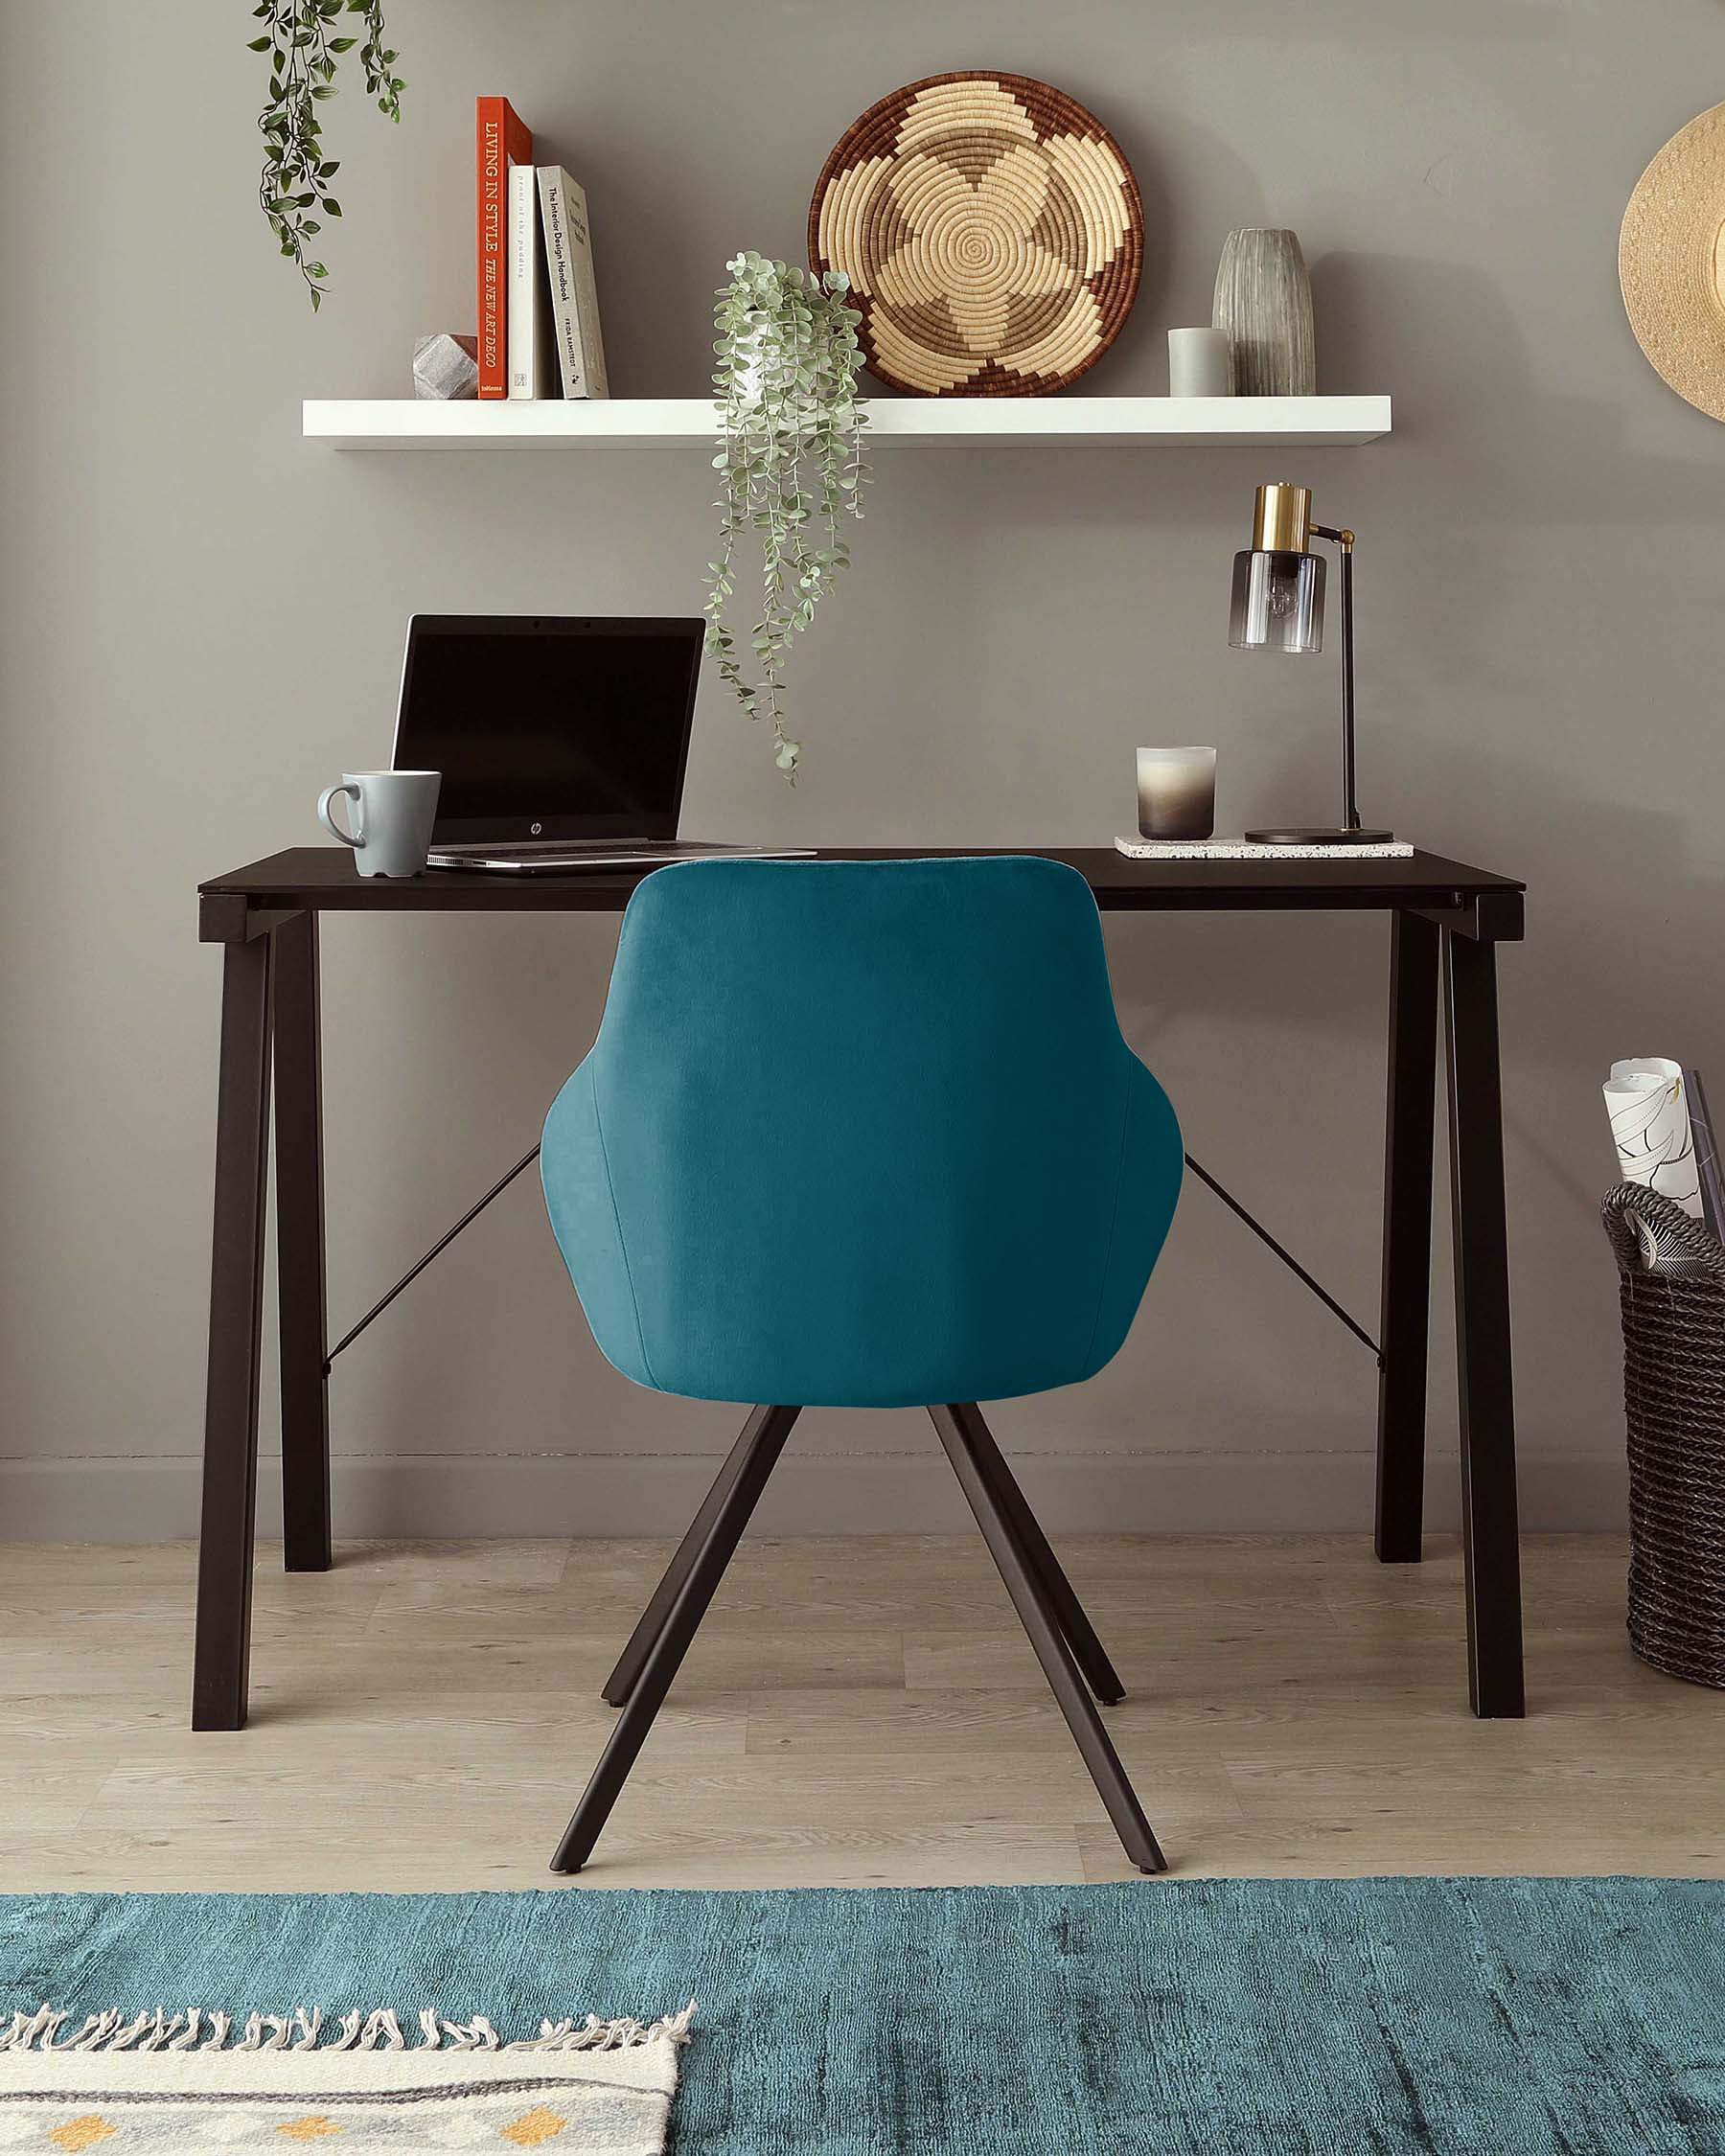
[704,252,870,780]
[248,0,405,308]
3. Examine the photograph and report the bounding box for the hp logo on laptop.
[531,822,542,835]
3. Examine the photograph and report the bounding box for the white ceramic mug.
[1166,327,1234,398]
[317,769,442,878]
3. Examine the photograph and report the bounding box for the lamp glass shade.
[1229,549,1324,653]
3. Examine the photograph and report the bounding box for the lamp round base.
[1244,826,1394,846]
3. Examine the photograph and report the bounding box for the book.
[507,163,558,399]
[537,166,610,400]
[475,96,532,401]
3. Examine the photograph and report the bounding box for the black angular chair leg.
[929,1403,1166,1875]
[600,1409,774,1707]
[550,1405,801,1874]
[939,1402,1126,1704]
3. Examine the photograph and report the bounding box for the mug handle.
[317,782,363,848]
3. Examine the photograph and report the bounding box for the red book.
[475,97,533,400]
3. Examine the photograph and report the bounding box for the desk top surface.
[199,845,1524,938]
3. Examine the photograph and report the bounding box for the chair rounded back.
[540,856,1182,1407]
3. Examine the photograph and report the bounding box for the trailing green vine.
[704,252,869,780]
[249,0,404,309]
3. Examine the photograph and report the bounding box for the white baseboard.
[0,1450,1629,1540]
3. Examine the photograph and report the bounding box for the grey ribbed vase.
[1212,229,1316,396]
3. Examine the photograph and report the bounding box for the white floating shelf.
[303,395,1392,450]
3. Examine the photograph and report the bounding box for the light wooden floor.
[1,1533,1719,1892]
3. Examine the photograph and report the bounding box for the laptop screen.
[393,615,703,841]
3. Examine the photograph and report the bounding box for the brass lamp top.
[1252,482,1312,555]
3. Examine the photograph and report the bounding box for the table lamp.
[1228,482,1392,845]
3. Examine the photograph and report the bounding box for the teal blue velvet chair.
[540,855,1184,1874]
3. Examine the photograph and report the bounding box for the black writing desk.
[192,845,1527,1731]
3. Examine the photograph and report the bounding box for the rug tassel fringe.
[0,2002,696,2054]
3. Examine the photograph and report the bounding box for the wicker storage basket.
[1602,1182,1725,1687]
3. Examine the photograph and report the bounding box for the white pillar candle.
[1167,327,1234,398]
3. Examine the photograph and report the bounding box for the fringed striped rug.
[0,2002,693,2151]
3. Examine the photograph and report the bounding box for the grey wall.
[4,1,1721,1539]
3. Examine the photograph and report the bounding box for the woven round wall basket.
[1620,100,1725,423]
[808,71,1143,397]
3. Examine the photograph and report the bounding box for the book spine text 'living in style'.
[475,97,532,400]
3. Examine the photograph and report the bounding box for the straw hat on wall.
[1620,100,1725,423]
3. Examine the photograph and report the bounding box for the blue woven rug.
[3,1878,1722,2152]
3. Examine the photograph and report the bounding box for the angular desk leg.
[1375,911,1440,1563]
[192,931,275,1731]
[1443,930,1526,1718]
[274,911,332,1572]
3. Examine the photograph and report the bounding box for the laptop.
[394,613,813,872]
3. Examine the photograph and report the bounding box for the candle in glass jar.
[1137,746,1218,840]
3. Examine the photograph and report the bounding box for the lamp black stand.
[1246,525,1393,846]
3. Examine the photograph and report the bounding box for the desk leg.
[1443,930,1526,1718]
[1375,910,1439,1562]
[192,932,274,1731]
[274,911,332,1572]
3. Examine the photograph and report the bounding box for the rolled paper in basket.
[1604,1057,1703,1218]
